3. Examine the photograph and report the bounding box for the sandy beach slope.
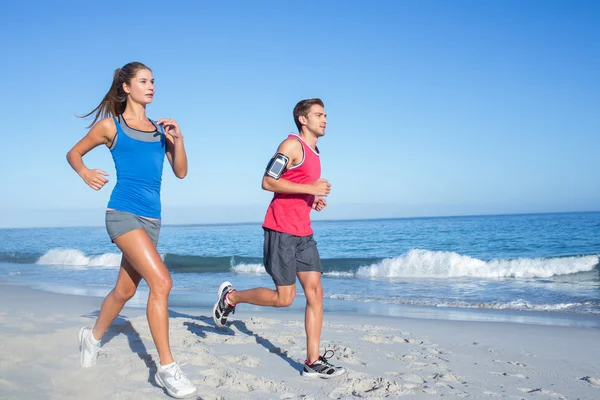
[0,284,598,399]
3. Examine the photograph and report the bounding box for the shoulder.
[277,136,303,154]
[89,117,117,139]
[96,117,117,130]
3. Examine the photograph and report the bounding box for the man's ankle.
[225,290,236,306]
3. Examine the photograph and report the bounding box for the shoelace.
[223,304,235,316]
[167,363,192,384]
[318,349,337,368]
[89,347,108,362]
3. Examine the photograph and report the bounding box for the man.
[213,98,345,379]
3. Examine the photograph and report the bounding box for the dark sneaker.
[213,281,236,328]
[302,350,346,379]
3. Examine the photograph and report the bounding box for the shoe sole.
[302,368,347,379]
[212,281,233,328]
[154,372,197,399]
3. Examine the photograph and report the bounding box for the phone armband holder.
[265,153,289,179]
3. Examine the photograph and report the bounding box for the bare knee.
[275,296,295,307]
[112,285,137,303]
[304,284,323,305]
[275,291,295,307]
[149,274,172,298]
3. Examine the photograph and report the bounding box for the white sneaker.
[155,362,197,399]
[78,327,101,368]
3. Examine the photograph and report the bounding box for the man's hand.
[311,178,331,196]
[312,197,327,212]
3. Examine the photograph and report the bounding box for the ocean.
[1,212,599,325]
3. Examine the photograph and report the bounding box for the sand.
[0,283,599,400]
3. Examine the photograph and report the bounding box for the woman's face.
[123,68,154,105]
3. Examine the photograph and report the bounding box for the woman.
[66,62,197,399]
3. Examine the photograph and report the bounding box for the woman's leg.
[112,228,174,365]
[91,256,142,341]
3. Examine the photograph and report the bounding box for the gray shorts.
[105,209,161,245]
[263,228,322,286]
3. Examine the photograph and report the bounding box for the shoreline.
[3,279,600,330]
[3,279,600,329]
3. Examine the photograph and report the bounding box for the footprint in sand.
[493,359,527,367]
[274,335,297,345]
[425,347,446,355]
[507,361,527,367]
[197,394,225,400]
[387,352,418,361]
[580,376,600,388]
[201,367,284,393]
[490,371,528,379]
[180,346,218,367]
[518,388,567,399]
[222,354,261,368]
[430,372,466,385]
[399,373,426,384]
[483,391,504,397]
[246,316,278,326]
[361,334,425,345]
[280,394,315,400]
[327,344,366,365]
[329,373,412,398]
[284,320,305,327]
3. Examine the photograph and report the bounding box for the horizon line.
[1,209,598,230]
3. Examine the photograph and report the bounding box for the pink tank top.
[262,134,321,236]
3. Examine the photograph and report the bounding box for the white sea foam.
[323,271,355,277]
[229,249,598,279]
[323,293,598,313]
[231,263,267,274]
[355,249,598,279]
[36,249,122,269]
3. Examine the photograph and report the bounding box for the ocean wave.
[325,293,600,314]
[8,248,598,278]
[231,263,267,274]
[36,249,122,269]
[355,249,599,279]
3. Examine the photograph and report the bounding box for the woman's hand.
[157,118,183,141]
[80,168,109,191]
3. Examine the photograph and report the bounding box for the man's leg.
[213,228,298,327]
[296,235,346,378]
[228,285,295,307]
[297,271,323,363]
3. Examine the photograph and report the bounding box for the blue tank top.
[107,116,166,219]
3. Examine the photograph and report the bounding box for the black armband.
[265,153,289,179]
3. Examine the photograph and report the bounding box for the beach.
[1,283,599,400]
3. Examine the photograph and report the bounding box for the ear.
[122,81,130,94]
[298,114,308,126]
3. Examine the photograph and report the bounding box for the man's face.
[303,104,327,137]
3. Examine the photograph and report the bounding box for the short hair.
[293,98,324,132]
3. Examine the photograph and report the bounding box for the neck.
[123,102,147,120]
[299,129,319,149]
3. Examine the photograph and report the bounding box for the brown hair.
[79,62,151,127]
[293,98,324,132]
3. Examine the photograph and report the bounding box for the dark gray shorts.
[263,228,322,286]
[105,209,161,245]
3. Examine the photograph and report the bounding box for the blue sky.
[1,0,598,227]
